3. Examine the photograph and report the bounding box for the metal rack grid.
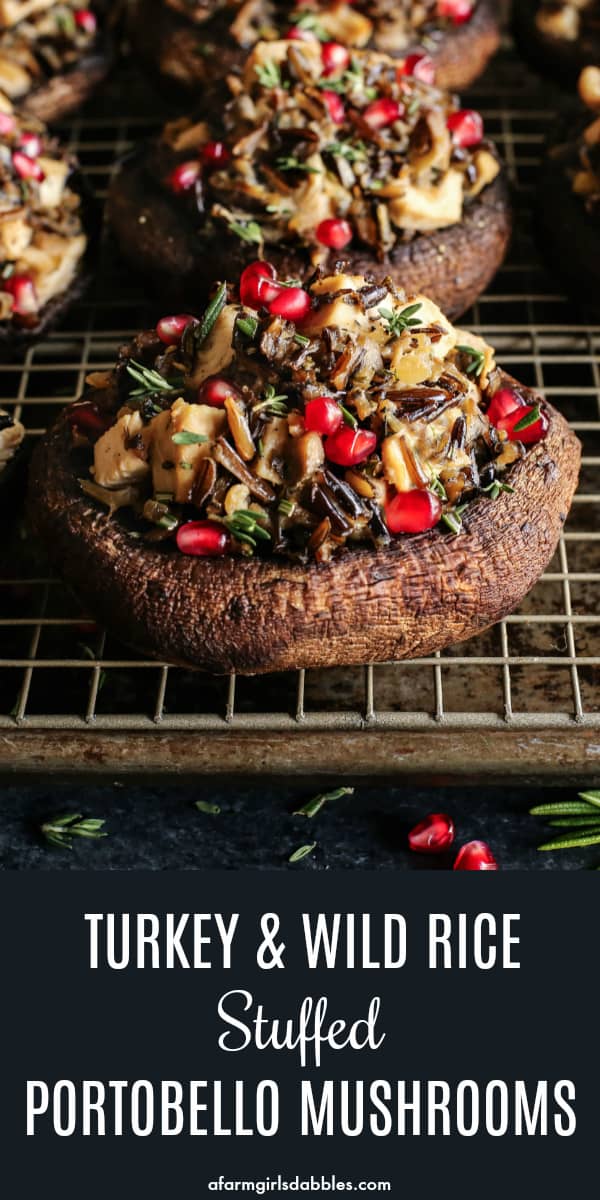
[1,47,600,776]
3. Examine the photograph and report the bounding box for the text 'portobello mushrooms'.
[0,96,96,348]
[537,65,600,302]
[132,0,500,99]
[0,1,112,123]
[513,0,600,84]
[109,38,511,319]
[28,266,581,675]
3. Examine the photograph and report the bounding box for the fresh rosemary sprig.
[224,510,271,551]
[294,786,354,818]
[253,384,289,417]
[289,842,317,863]
[513,405,541,433]
[276,155,321,174]
[126,359,181,398]
[228,219,263,245]
[195,282,227,347]
[41,813,107,850]
[456,344,486,377]
[255,60,281,89]
[378,302,423,337]
[171,430,208,445]
[531,791,600,853]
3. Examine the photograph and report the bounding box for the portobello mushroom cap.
[513,0,600,85]
[0,3,113,124]
[131,0,501,99]
[28,380,580,674]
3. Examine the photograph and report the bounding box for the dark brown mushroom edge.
[0,404,25,493]
[108,39,511,321]
[536,65,600,303]
[513,1,600,85]
[0,99,95,350]
[0,1,112,124]
[132,0,500,99]
[28,267,580,675]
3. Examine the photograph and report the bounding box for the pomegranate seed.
[363,97,403,130]
[447,109,484,147]
[156,313,196,345]
[66,400,109,439]
[321,89,346,124]
[12,151,44,181]
[0,112,16,135]
[408,813,455,854]
[2,272,37,315]
[321,42,350,76]
[17,131,41,158]
[166,160,201,193]
[497,402,549,445]
[201,140,229,169]
[324,427,377,467]
[400,53,436,85]
[239,260,281,309]
[486,386,524,426]
[268,286,311,322]
[437,0,473,23]
[304,396,343,436]
[74,8,97,34]
[285,26,317,42]
[454,840,498,871]
[176,520,230,557]
[316,217,353,250]
[197,376,242,407]
[385,489,442,534]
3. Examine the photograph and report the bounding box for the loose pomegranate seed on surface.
[447,109,484,147]
[17,131,41,159]
[268,286,311,322]
[400,53,436,85]
[321,42,350,76]
[385,489,442,534]
[201,141,229,169]
[197,376,242,407]
[176,520,230,557]
[304,396,343,436]
[325,427,377,467]
[486,386,524,427]
[408,813,455,854]
[321,89,346,124]
[66,401,109,439]
[74,8,97,34]
[0,112,16,135]
[316,217,353,249]
[497,403,549,445]
[454,840,498,871]
[12,151,45,181]
[239,260,281,308]
[156,313,196,345]
[166,160,201,193]
[437,0,474,23]
[2,272,37,315]
[363,97,403,130]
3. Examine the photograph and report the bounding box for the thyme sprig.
[41,813,107,850]
[294,786,354,818]
[126,359,182,398]
[379,302,423,338]
[456,344,486,377]
[253,384,289,416]
[531,791,600,853]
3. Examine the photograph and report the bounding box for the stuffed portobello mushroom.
[513,1,600,83]
[0,1,111,123]
[131,0,500,100]
[537,65,600,300]
[109,39,511,320]
[0,97,94,348]
[29,266,580,675]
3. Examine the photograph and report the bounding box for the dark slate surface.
[0,783,597,870]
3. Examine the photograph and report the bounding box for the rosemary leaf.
[172,431,208,445]
[529,801,600,817]
[294,786,354,818]
[228,219,263,245]
[236,315,258,339]
[548,818,600,828]
[339,403,357,429]
[195,282,227,347]
[41,813,107,850]
[538,831,600,851]
[126,359,180,397]
[289,842,317,863]
[513,404,541,433]
[578,791,600,810]
[456,344,485,377]
[195,800,221,815]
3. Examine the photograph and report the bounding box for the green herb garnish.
[441,503,468,535]
[294,786,354,818]
[126,359,181,398]
[236,314,259,339]
[255,60,281,89]
[195,800,221,815]
[276,155,321,174]
[339,403,357,429]
[290,11,328,40]
[324,139,367,163]
[513,405,541,433]
[224,510,271,551]
[228,219,263,245]
[41,813,107,850]
[531,791,600,854]
[253,384,289,417]
[172,430,208,445]
[289,842,317,863]
[293,332,310,347]
[430,475,448,501]
[378,302,423,337]
[195,281,227,347]
[480,480,515,501]
[456,344,486,377]
[278,498,295,517]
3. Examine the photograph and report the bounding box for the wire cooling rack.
[2,46,600,780]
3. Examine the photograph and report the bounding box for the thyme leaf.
[253,384,289,416]
[171,430,208,445]
[41,812,107,850]
[378,302,423,337]
[228,219,263,245]
[294,786,354,818]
